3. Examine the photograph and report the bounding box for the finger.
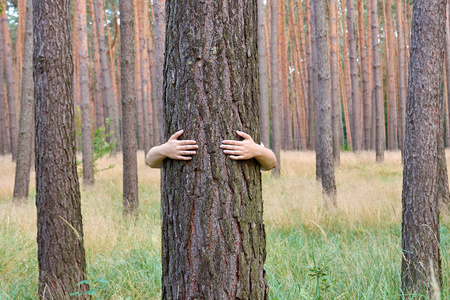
[223,150,243,155]
[179,144,198,150]
[220,144,242,150]
[229,155,245,160]
[178,140,197,145]
[169,129,184,140]
[221,140,242,146]
[179,151,197,155]
[236,130,252,140]
[175,156,192,160]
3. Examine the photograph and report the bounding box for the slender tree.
[258,0,270,147]
[0,23,8,155]
[34,0,88,296]
[13,0,34,201]
[153,0,165,143]
[314,0,337,207]
[386,0,398,150]
[271,0,281,176]
[397,0,406,153]
[162,0,268,297]
[358,0,370,150]
[330,0,340,165]
[371,0,385,162]
[401,0,446,297]
[305,0,315,150]
[120,0,138,217]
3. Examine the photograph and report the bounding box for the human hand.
[220,131,262,160]
[161,129,198,160]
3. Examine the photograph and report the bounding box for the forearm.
[254,145,276,171]
[145,144,167,168]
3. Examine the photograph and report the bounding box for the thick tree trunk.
[1,11,18,160]
[13,0,34,201]
[346,0,361,152]
[153,0,165,143]
[401,0,445,297]
[258,0,270,147]
[330,0,339,166]
[270,0,281,176]
[314,0,337,207]
[120,0,138,217]
[77,0,94,186]
[93,0,121,151]
[397,0,406,154]
[0,24,8,155]
[371,0,385,163]
[162,0,268,298]
[33,0,88,297]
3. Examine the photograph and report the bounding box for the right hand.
[161,130,198,160]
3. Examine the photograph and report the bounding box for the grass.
[0,151,448,299]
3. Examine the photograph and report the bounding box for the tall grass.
[0,151,448,299]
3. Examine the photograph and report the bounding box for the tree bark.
[371,0,385,163]
[270,0,281,176]
[33,0,88,297]
[153,0,165,143]
[1,11,18,160]
[162,0,268,298]
[120,0,138,217]
[330,0,340,166]
[13,0,34,201]
[258,0,270,147]
[314,0,337,207]
[401,0,445,297]
[93,0,121,151]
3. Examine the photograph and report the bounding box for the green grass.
[0,151,448,299]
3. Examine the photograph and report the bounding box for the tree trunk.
[104,8,120,110]
[33,0,88,297]
[258,0,270,147]
[13,0,34,201]
[162,0,268,298]
[120,0,138,217]
[445,1,450,148]
[358,0,370,150]
[1,11,18,160]
[305,0,315,150]
[346,0,361,152]
[0,23,8,155]
[131,0,143,150]
[279,0,290,150]
[77,0,94,186]
[88,0,104,130]
[330,0,340,166]
[397,0,406,154]
[371,0,385,163]
[270,0,281,176]
[386,0,398,150]
[16,0,26,99]
[367,0,374,150]
[93,0,121,151]
[401,0,445,297]
[314,0,337,207]
[153,0,165,143]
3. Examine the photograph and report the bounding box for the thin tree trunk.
[341,0,353,144]
[258,0,270,147]
[367,0,374,150]
[73,9,80,110]
[34,0,88,296]
[305,0,315,150]
[280,0,291,150]
[346,0,361,152]
[131,0,143,150]
[148,9,158,148]
[271,0,282,176]
[105,8,119,109]
[162,0,268,297]
[13,0,34,201]
[330,0,340,165]
[77,0,94,186]
[120,0,138,217]
[371,0,385,163]
[401,1,446,296]
[1,11,18,160]
[386,0,398,150]
[0,23,8,155]
[314,0,337,207]
[16,0,26,99]
[358,0,370,150]
[153,0,165,143]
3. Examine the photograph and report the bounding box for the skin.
[146,130,276,171]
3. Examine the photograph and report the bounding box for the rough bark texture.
[77,0,94,186]
[0,22,8,154]
[33,0,88,297]
[1,11,18,160]
[258,0,270,147]
[162,0,268,298]
[346,0,361,152]
[120,0,138,217]
[153,0,165,143]
[330,0,340,166]
[270,0,281,176]
[371,0,385,163]
[93,0,120,151]
[397,0,406,154]
[314,0,337,207]
[13,0,34,201]
[401,0,445,297]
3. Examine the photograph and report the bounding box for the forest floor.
[0,151,448,299]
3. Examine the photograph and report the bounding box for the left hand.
[220,131,262,160]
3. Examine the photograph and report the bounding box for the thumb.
[170,129,184,140]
